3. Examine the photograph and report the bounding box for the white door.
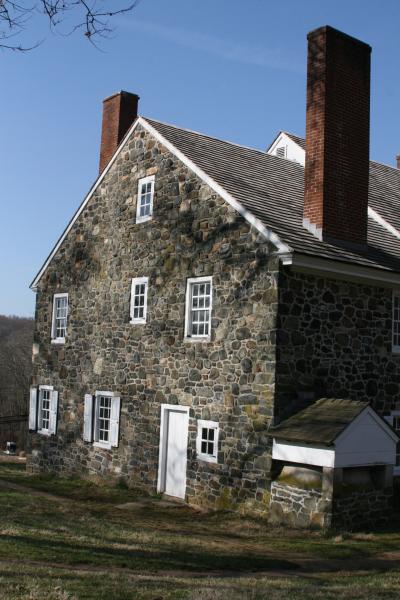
[164,409,189,499]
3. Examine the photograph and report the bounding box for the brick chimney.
[396,155,400,169]
[99,91,139,174]
[303,26,371,246]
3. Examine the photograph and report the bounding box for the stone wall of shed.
[28,124,279,512]
[332,488,392,530]
[269,482,332,528]
[275,269,400,422]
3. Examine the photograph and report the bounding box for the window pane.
[189,280,211,337]
[98,396,111,442]
[40,389,50,430]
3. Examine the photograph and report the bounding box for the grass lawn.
[0,463,399,599]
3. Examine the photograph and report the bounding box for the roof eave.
[283,252,400,287]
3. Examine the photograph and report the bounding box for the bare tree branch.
[0,0,139,51]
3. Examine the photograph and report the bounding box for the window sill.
[37,429,51,437]
[136,215,153,224]
[184,336,211,344]
[130,319,146,325]
[93,441,112,450]
[51,338,66,345]
[197,453,218,464]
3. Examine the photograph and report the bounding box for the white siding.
[335,408,398,467]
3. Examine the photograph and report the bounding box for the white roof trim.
[30,116,291,290]
[368,206,400,241]
[140,118,291,254]
[284,252,400,287]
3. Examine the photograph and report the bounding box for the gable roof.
[146,119,400,273]
[269,398,370,445]
[284,131,306,150]
[31,117,400,290]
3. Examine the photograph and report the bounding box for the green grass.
[0,463,399,599]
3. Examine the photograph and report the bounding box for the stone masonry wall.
[275,269,400,421]
[332,488,393,530]
[269,482,332,529]
[28,124,279,512]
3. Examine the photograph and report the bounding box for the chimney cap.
[307,25,372,52]
[102,90,140,104]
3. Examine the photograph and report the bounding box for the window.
[136,175,155,223]
[29,385,59,435]
[130,277,148,324]
[185,277,212,340]
[40,388,51,431]
[196,420,219,463]
[83,392,121,449]
[51,293,68,343]
[97,395,112,443]
[393,292,400,352]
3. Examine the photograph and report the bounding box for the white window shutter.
[29,386,38,431]
[49,390,59,435]
[110,396,121,447]
[83,394,94,442]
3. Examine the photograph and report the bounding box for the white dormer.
[266,131,305,166]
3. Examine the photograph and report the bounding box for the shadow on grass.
[0,532,299,573]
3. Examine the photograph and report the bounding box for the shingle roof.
[284,131,306,150]
[145,118,400,273]
[269,398,369,445]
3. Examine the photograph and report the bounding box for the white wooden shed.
[271,399,399,469]
[268,399,399,529]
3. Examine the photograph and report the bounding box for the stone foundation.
[333,488,393,530]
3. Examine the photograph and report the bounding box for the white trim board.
[30,116,291,290]
[283,253,400,287]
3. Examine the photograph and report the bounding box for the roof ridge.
[278,131,400,173]
[142,116,269,156]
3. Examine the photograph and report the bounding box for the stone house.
[28,26,400,526]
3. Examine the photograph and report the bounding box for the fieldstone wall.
[333,488,393,530]
[275,270,400,421]
[269,482,332,528]
[28,123,279,512]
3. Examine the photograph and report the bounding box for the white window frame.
[93,391,118,450]
[37,385,54,436]
[136,175,155,224]
[393,291,400,353]
[386,410,400,476]
[51,293,69,344]
[196,419,219,463]
[130,277,148,324]
[184,276,213,341]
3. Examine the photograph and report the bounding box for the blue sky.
[1,0,400,317]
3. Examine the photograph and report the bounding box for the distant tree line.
[0,315,34,450]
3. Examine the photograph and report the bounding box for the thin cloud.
[121,18,302,73]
